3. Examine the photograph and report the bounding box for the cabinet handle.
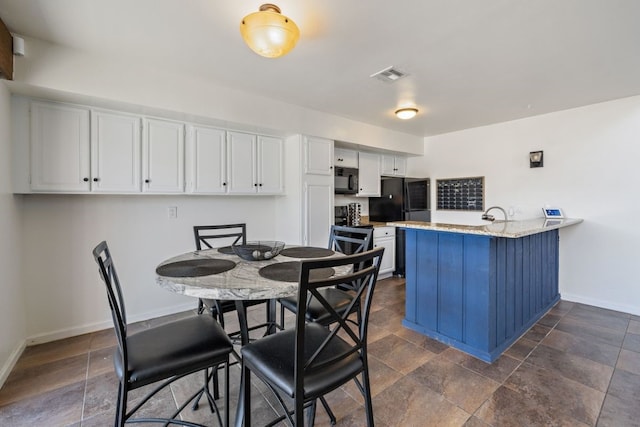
[83,177,89,182]
[329,166,333,169]
[259,183,263,187]
[145,179,150,183]
[254,183,258,187]
[93,178,99,182]
[223,182,227,186]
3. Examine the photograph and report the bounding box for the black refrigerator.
[368,177,430,276]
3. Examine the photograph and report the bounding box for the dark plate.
[280,247,335,258]
[156,258,236,277]
[258,261,335,282]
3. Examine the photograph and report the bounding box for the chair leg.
[242,364,251,427]
[361,367,375,427]
[224,359,230,427]
[116,381,127,427]
[319,396,337,425]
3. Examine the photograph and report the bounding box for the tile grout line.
[80,349,91,424]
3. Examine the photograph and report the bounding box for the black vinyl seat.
[92,241,233,427]
[241,247,384,427]
[278,225,374,327]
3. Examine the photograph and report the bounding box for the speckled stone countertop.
[387,218,583,238]
[156,247,351,300]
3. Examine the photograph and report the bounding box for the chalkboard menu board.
[436,177,484,211]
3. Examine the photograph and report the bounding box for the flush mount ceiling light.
[240,4,300,58]
[395,108,418,120]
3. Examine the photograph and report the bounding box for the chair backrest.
[92,241,128,372]
[328,225,373,255]
[294,247,384,391]
[193,224,247,250]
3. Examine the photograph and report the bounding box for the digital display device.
[542,207,564,218]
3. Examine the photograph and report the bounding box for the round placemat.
[156,259,236,277]
[217,246,234,255]
[280,247,335,258]
[259,261,335,282]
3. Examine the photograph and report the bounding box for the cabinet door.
[381,155,396,176]
[374,228,396,277]
[334,148,358,168]
[142,119,185,193]
[257,136,284,194]
[394,156,407,176]
[91,111,141,193]
[227,131,257,194]
[381,155,407,177]
[303,178,333,247]
[30,101,90,192]
[187,125,227,194]
[304,136,333,175]
[357,152,380,197]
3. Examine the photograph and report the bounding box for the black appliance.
[368,177,431,276]
[334,206,374,254]
[334,206,348,226]
[334,167,358,194]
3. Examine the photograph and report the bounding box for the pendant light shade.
[240,4,300,58]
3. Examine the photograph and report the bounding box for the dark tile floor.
[1,277,640,426]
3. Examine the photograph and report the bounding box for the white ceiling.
[1,0,639,137]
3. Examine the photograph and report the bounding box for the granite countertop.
[386,218,583,238]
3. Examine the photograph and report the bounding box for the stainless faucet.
[482,206,508,222]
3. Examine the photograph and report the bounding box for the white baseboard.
[561,292,640,317]
[0,339,26,389]
[25,302,197,346]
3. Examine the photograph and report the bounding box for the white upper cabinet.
[381,154,407,177]
[357,151,380,197]
[304,136,333,175]
[91,110,141,193]
[30,101,91,192]
[227,131,257,194]
[186,125,227,194]
[227,131,284,195]
[334,147,358,168]
[257,135,284,194]
[20,97,288,197]
[142,118,185,193]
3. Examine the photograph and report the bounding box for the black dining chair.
[241,247,385,427]
[193,224,271,337]
[278,225,374,328]
[92,241,234,427]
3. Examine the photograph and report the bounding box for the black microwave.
[334,167,358,194]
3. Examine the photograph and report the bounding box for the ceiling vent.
[370,66,407,83]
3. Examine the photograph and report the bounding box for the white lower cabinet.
[373,226,396,278]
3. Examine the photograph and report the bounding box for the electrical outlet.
[167,206,178,219]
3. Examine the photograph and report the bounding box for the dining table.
[155,244,351,427]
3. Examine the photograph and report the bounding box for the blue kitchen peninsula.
[387,218,582,362]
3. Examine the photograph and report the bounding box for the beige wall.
[0,82,26,383]
[410,95,640,316]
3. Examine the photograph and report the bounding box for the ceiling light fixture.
[395,108,418,120]
[240,4,300,58]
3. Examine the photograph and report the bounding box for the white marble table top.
[156,247,350,300]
